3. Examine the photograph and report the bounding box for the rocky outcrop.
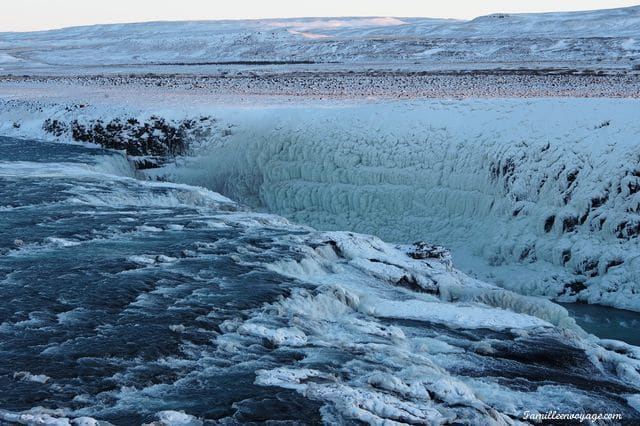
[43,115,216,168]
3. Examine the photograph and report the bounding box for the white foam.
[136,225,163,232]
[237,324,308,347]
[264,231,580,331]
[13,371,50,384]
[151,411,203,426]
[363,298,551,330]
[208,229,640,423]
[45,237,81,248]
[0,408,103,426]
[127,254,178,265]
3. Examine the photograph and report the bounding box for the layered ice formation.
[156,98,640,311]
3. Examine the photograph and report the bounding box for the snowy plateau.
[1,5,640,426]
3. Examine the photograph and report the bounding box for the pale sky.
[1,0,638,32]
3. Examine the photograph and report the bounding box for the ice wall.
[169,99,640,311]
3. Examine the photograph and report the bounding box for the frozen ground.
[1,71,639,101]
[1,6,639,75]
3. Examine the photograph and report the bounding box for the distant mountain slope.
[0,6,639,73]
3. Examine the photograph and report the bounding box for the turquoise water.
[561,302,640,346]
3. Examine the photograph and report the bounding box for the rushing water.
[0,138,323,424]
[1,137,639,425]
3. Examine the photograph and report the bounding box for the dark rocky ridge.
[43,115,216,169]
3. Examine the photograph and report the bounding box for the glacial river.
[1,137,638,425]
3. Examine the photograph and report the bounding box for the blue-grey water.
[560,303,640,347]
[0,137,324,424]
[1,137,639,425]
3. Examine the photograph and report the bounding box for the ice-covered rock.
[168,98,640,311]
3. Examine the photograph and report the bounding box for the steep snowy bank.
[157,98,640,311]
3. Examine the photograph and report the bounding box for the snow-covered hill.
[1,6,639,74]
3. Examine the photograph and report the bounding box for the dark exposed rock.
[396,275,421,291]
[519,245,536,262]
[544,215,555,232]
[68,116,193,156]
[132,158,163,170]
[42,115,216,169]
[489,157,516,192]
[578,211,589,225]
[562,215,579,233]
[395,275,439,295]
[616,220,640,239]
[42,119,67,137]
[406,242,453,268]
[575,258,599,277]
[605,258,624,273]
[563,280,587,296]
[590,194,608,209]
[598,217,607,230]
[323,240,343,258]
